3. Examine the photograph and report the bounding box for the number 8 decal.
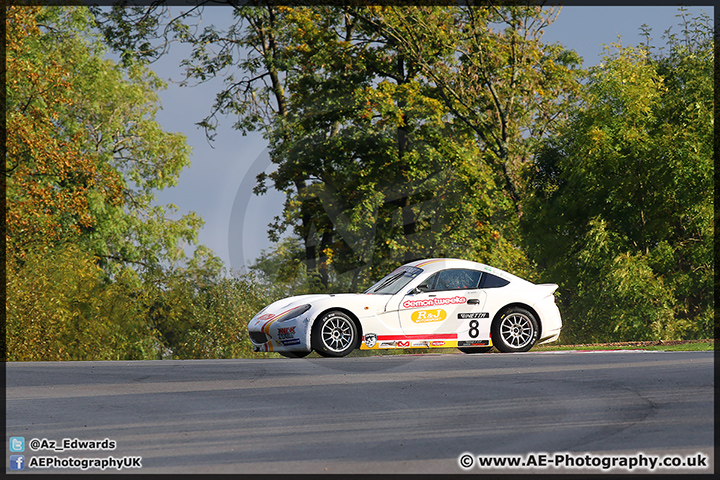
[468,319,479,338]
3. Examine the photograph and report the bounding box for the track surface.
[5,351,714,474]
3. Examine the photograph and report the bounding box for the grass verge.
[271,339,715,358]
[533,339,714,352]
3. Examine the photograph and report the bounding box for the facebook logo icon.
[10,455,25,470]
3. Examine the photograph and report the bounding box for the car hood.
[256,293,391,319]
[260,294,333,313]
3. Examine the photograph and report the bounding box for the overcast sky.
[147,5,712,273]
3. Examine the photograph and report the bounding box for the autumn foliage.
[4,6,714,361]
[6,7,123,254]
[5,7,272,361]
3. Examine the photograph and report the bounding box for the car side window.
[480,272,510,288]
[422,269,482,292]
[415,274,436,293]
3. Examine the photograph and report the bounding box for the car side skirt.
[359,333,492,350]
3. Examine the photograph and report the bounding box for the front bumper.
[247,317,312,353]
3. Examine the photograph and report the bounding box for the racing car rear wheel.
[312,310,358,357]
[491,307,539,353]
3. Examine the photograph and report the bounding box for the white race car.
[247,258,562,358]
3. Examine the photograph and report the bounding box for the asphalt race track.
[5,350,714,474]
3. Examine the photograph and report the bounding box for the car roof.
[402,258,522,282]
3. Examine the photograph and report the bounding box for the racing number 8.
[468,320,479,338]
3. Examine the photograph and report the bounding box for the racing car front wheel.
[312,310,358,357]
[491,307,539,353]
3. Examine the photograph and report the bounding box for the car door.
[398,268,487,347]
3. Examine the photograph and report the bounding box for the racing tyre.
[491,307,539,353]
[312,310,358,357]
[458,346,493,354]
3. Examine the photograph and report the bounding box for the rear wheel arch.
[492,302,542,335]
[491,303,541,353]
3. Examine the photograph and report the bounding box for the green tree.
[93,5,583,291]
[6,6,200,274]
[257,6,495,290]
[5,6,245,361]
[142,246,273,359]
[365,6,583,277]
[6,244,160,361]
[156,5,582,291]
[6,6,123,255]
[524,11,713,342]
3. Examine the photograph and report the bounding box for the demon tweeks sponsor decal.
[403,296,467,309]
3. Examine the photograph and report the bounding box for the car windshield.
[364,266,423,295]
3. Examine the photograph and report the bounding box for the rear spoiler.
[536,283,559,296]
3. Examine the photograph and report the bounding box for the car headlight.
[277,304,311,322]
